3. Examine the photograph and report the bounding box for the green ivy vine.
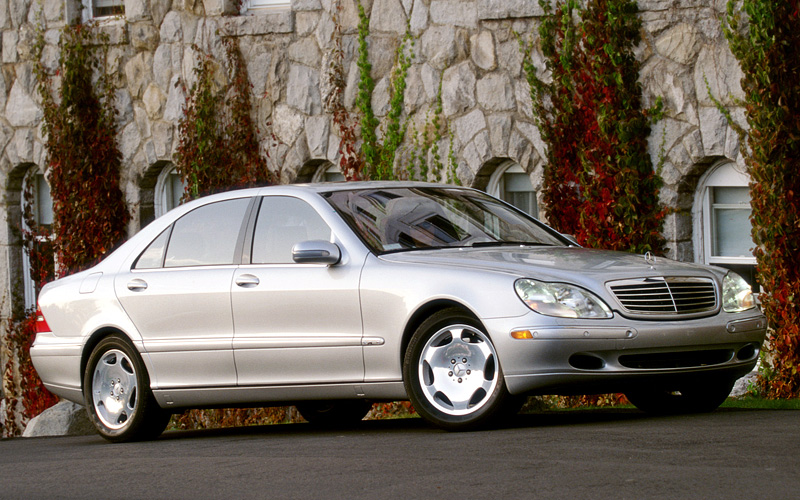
[523,0,665,255]
[722,0,800,398]
[175,36,275,200]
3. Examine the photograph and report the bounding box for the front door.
[231,196,364,386]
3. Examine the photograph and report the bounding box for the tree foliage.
[524,0,665,254]
[724,0,800,398]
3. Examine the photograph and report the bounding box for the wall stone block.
[470,31,496,71]
[289,36,321,67]
[477,0,544,20]
[477,73,514,111]
[487,113,511,157]
[430,1,477,28]
[655,23,700,65]
[454,108,486,145]
[369,0,407,34]
[5,81,41,127]
[287,64,321,115]
[441,62,475,116]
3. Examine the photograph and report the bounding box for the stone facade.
[0,0,747,403]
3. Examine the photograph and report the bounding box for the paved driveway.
[1,409,798,499]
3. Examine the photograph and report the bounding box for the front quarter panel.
[360,254,530,386]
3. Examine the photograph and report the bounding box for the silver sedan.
[31,182,766,441]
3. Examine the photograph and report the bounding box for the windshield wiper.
[469,241,552,248]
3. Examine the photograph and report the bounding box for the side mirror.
[292,240,342,265]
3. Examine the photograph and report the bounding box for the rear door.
[115,197,253,389]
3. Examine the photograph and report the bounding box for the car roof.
[288,181,469,194]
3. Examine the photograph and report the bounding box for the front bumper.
[485,311,767,396]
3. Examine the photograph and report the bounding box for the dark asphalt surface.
[1,409,798,499]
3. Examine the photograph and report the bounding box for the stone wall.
[0,0,745,318]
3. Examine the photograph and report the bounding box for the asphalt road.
[1,409,798,499]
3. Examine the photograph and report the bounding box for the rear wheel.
[625,377,735,415]
[403,308,514,431]
[83,335,170,442]
[296,400,372,426]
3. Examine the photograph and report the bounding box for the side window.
[82,0,125,20]
[22,170,55,309]
[155,166,187,218]
[487,162,539,218]
[244,0,291,12]
[164,198,251,267]
[312,163,345,183]
[134,228,171,270]
[251,197,333,264]
[694,161,758,288]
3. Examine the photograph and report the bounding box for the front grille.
[608,277,717,316]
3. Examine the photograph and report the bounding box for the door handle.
[127,279,148,292]
[235,274,260,288]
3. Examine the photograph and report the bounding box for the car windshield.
[323,186,568,254]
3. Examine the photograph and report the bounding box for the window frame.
[20,170,55,310]
[693,160,756,268]
[241,0,291,14]
[154,165,187,218]
[486,161,539,219]
[81,0,125,21]
[311,163,345,184]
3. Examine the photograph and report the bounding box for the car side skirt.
[151,381,407,409]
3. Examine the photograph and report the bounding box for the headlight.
[722,271,755,312]
[514,279,613,319]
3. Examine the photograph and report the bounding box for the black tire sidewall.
[403,308,510,430]
[83,335,166,442]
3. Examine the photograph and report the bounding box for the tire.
[403,308,513,431]
[296,400,372,426]
[625,377,735,415]
[83,335,171,442]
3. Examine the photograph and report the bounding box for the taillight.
[35,306,52,334]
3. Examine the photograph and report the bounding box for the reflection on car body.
[30,182,766,441]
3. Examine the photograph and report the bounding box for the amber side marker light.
[511,330,534,340]
[35,306,52,334]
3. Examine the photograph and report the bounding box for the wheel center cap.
[454,364,468,377]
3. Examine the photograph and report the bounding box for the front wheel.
[625,377,735,415]
[403,308,514,431]
[83,335,170,442]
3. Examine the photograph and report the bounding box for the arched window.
[312,164,345,183]
[487,162,538,218]
[21,170,54,309]
[154,166,187,218]
[693,160,757,287]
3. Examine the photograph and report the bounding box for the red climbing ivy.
[2,21,128,436]
[524,0,665,255]
[34,23,129,276]
[723,0,800,398]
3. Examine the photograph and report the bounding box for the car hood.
[379,246,723,288]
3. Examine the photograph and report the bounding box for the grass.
[720,396,800,410]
